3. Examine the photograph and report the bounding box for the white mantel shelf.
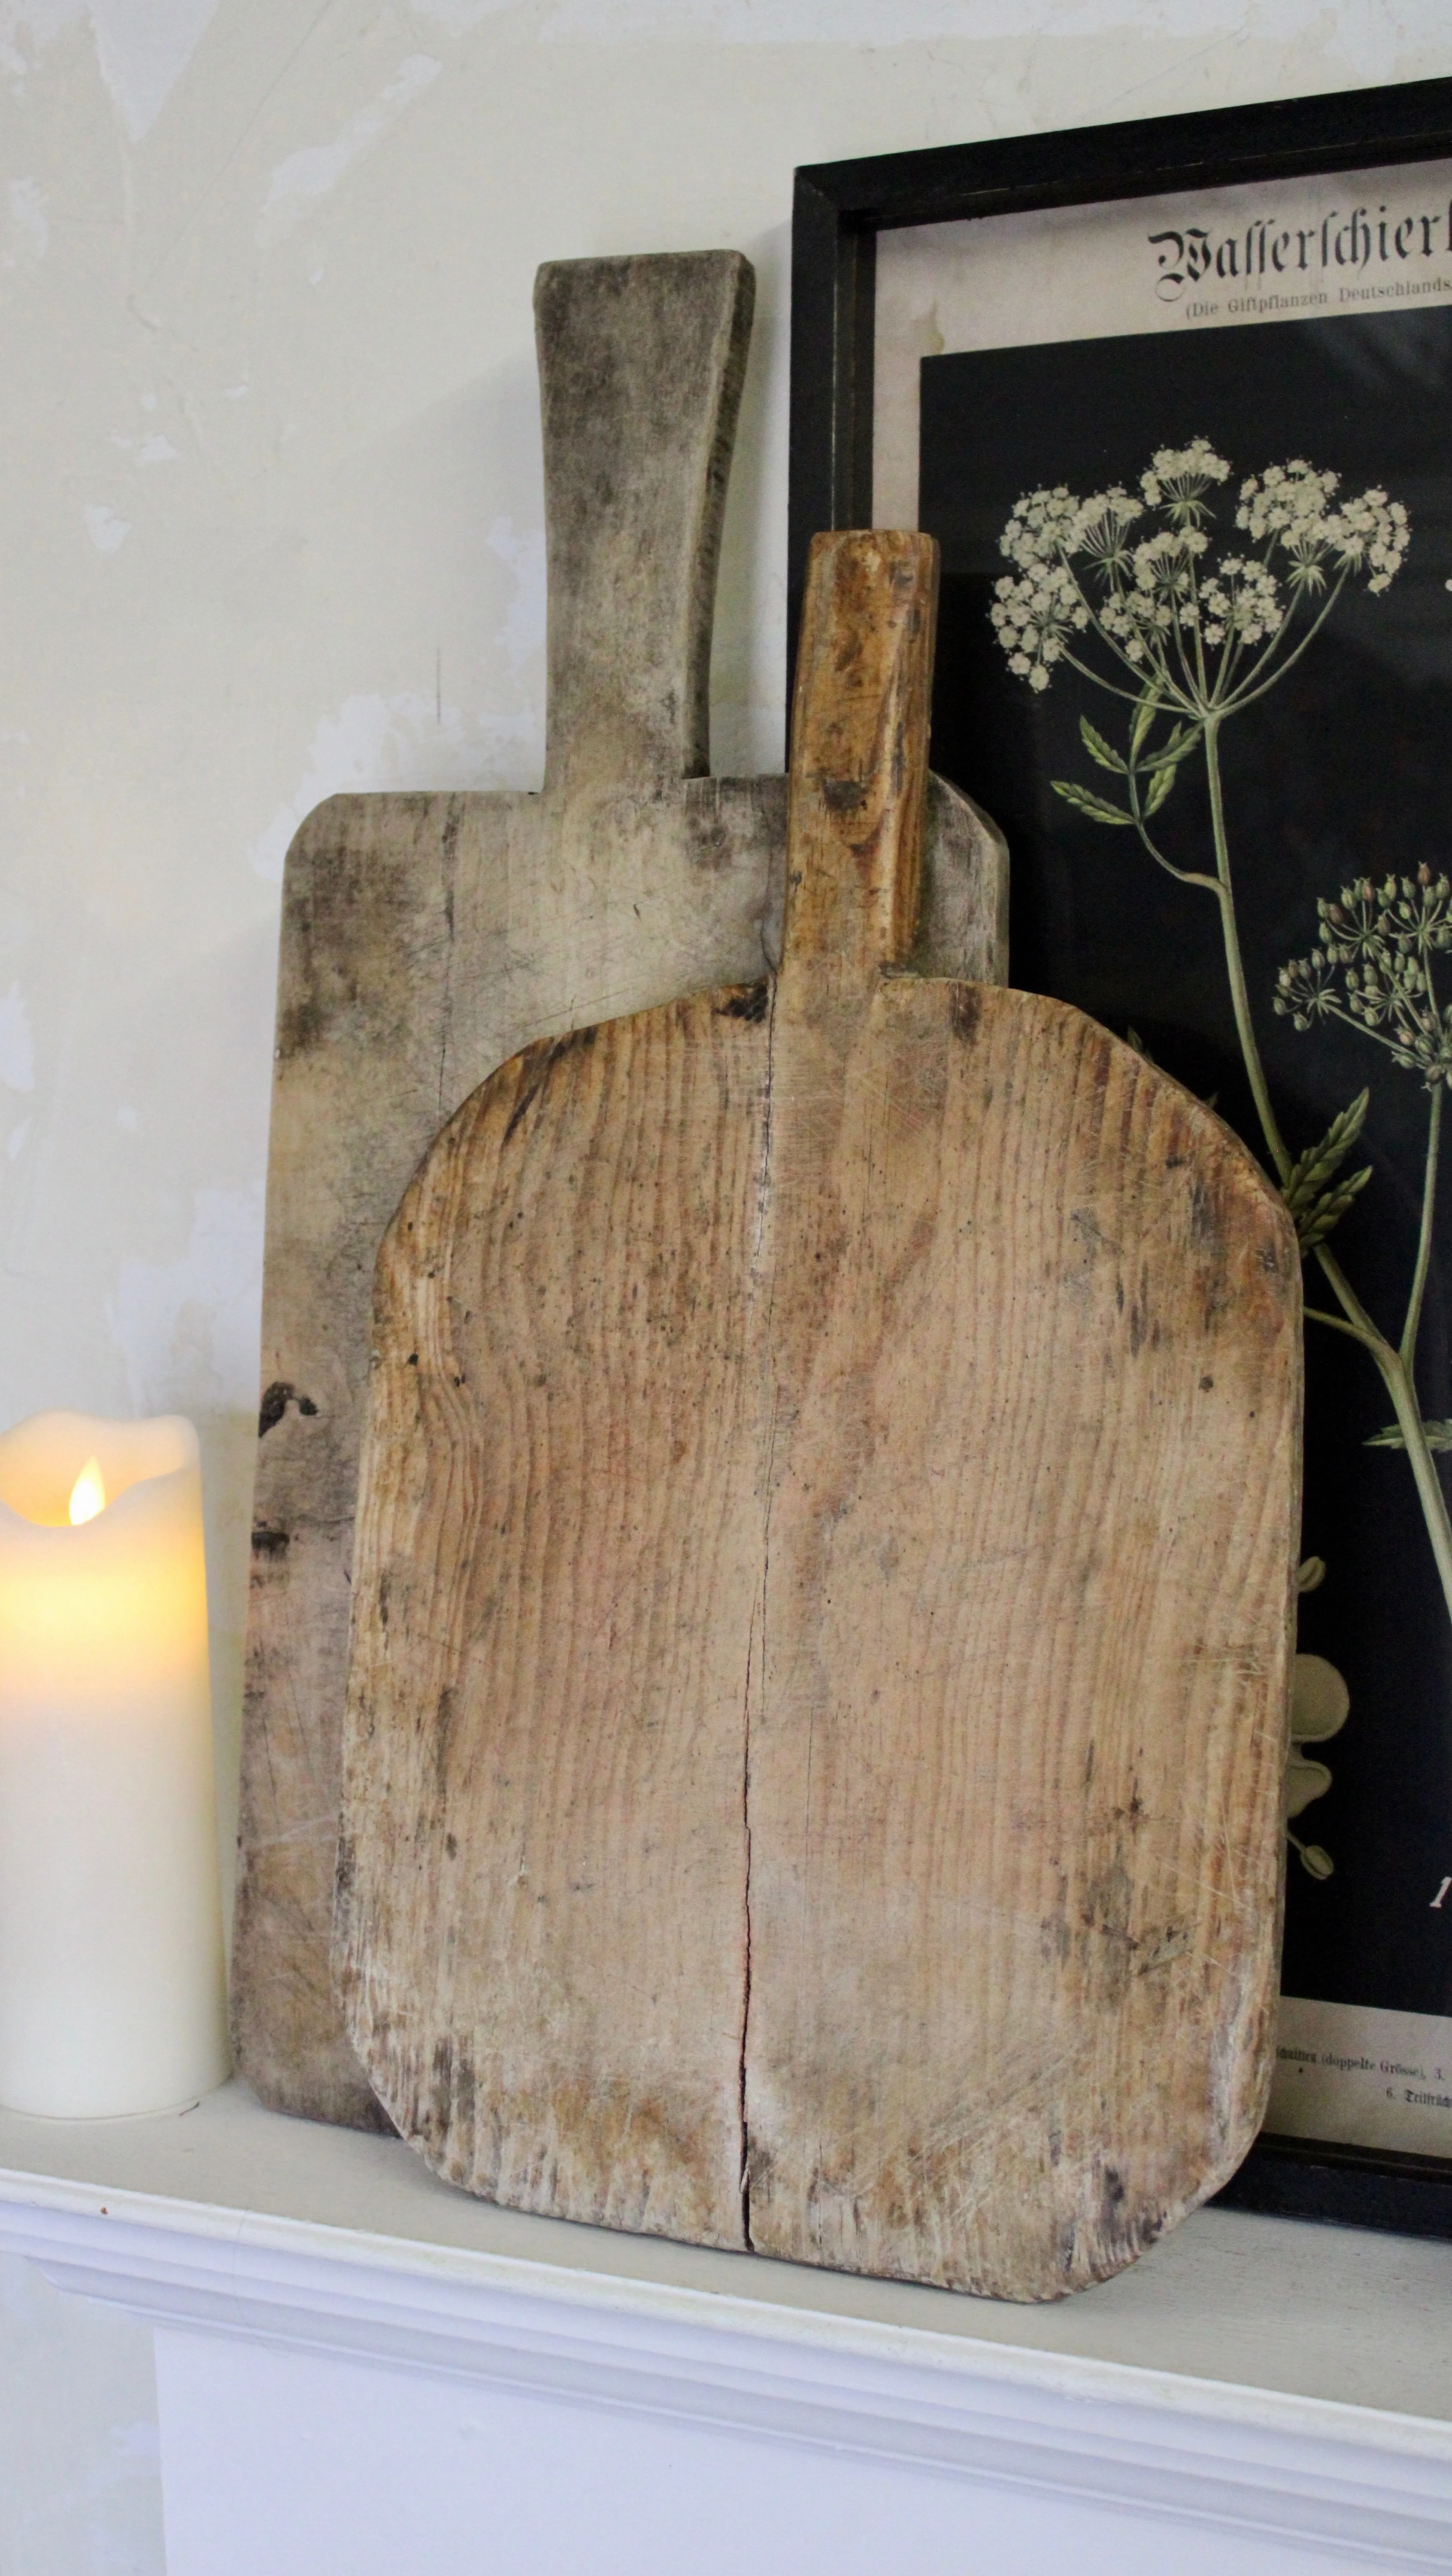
[2,2081,1451,2573]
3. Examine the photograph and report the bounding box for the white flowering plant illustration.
[991,440,1446,1874]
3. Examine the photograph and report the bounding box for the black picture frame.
[789,74,1452,2248]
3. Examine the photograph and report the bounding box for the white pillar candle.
[0,1411,229,2117]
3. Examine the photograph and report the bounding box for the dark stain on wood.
[258,1381,318,1437]
[716,981,770,1022]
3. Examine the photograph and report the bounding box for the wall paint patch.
[108,1183,264,1416]
[0,1,220,133]
[7,177,47,258]
[112,2418,161,2462]
[0,985,35,1093]
[535,0,1452,73]
[488,516,546,674]
[255,55,443,249]
[408,0,515,26]
[89,0,222,140]
[247,689,538,884]
[0,1,85,88]
[83,504,130,554]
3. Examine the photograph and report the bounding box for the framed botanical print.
[790,76,1452,2239]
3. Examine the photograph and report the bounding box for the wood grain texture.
[338,999,766,2242]
[338,531,1300,2297]
[743,980,1299,2295]
[232,252,1009,2131]
[746,537,1300,2294]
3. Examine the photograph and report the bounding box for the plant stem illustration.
[990,444,1450,1844]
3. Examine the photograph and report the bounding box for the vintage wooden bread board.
[233,254,1007,2131]
[336,529,1302,2301]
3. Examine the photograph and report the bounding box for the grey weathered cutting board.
[233,252,1007,2129]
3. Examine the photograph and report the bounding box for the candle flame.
[68,1457,106,1525]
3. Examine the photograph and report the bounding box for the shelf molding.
[4,2184,1452,2569]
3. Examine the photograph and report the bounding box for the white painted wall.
[2,1,1451,2564]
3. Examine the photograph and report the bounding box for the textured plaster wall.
[1,2,1450,2567]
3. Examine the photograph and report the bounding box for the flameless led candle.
[0,1411,229,2117]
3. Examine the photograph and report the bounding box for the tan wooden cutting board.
[232,253,1006,2132]
[336,530,1301,2301]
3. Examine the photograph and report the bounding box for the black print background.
[922,309,1452,2022]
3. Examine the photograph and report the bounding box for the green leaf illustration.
[1366,1417,1452,1452]
[1294,1164,1372,1251]
[1143,760,1179,818]
[1079,715,1126,774]
[1285,1093,1369,1209]
[1291,1653,1349,1745]
[1283,1094,1372,1249]
[1052,778,1134,827]
[1130,689,1161,759]
[1137,723,1198,774]
[1286,1753,1334,1819]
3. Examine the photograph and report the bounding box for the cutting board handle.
[536,252,754,796]
[783,531,938,987]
